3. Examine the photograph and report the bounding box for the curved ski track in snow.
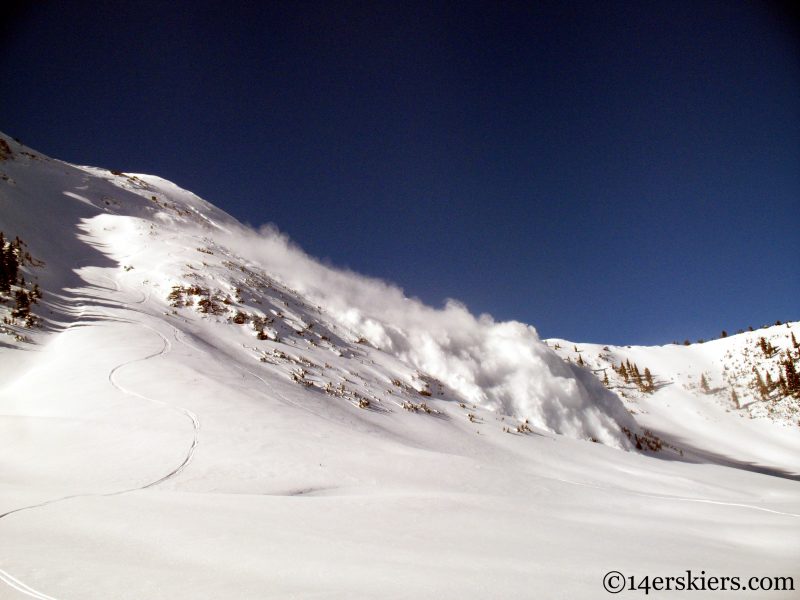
[105,321,200,490]
[0,274,200,600]
[544,474,800,519]
[0,569,59,600]
[173,328,360,431]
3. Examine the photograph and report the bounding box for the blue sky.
[1,1,798,344]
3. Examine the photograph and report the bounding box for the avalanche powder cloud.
[217,222,635,447]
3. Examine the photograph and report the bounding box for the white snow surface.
[1,134,798,599]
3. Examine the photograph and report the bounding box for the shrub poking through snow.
[231,311,249,325]
[168,284,226,315]
[0,139,12,160]
[402,401,437,414]
[290,368,313,387]
[516,420,532,433]
[621,426,674,453]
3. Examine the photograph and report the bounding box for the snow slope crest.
[547,323,800,427]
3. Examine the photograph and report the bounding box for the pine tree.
[784,359,800,397]
[791,332,799,350]
[576,354,584,366]
[0,232,16,294]
[602,370,609,387]
[721,330,727,338]
[619,363,629,383]
[753,368,768,400]
[644,368,654,392]
[731,388,739,409]
[9,241,19,283]
[11,288,30,320]
[632,363,642,388]
[759,337,777,358]
[700,373,710,393]
[0,231,6,292]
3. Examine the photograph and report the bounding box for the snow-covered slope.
[1,133,799,599]
[547,325,800,475]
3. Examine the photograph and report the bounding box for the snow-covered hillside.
[1,133,798,599]
[547,325,800,474]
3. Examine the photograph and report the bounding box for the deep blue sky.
[2,1,798,344]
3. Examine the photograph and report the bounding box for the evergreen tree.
[721,330,727,338]
[759,337,779,358]
[791,332,799,350]
[753,368,768,400]
[0,233,18,293]
[644,368,654,392]
[11,288,30,320]
[731,388,739,409]
[0,231,6,292]
[576,354,584,366]
[602,370,609,387]
[700,373,710,393]
[784,359,800,397]
[618,363,629,383]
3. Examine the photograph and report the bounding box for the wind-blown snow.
[217,223,635,444]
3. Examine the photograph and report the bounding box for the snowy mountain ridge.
[548,322,800,427]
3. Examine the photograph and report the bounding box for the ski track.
[0,569,59,600]
[0,272,200,600]
[544,474,800,519]
[173,328,370,434]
